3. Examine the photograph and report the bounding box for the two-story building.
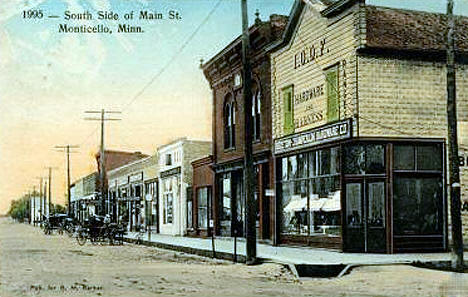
[270,0,468,253]
[201,13,288,240]
[158,138,211,236]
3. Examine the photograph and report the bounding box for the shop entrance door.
[344,179,386,253]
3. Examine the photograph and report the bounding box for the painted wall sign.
[129,172,143,183]
[274,119,351,154]
[293,38,328,69]
[265,189,275,197]
[460,154,468,167]
[294,84,324,105]
[160,166,181,178]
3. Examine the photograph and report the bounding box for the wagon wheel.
[43,223,50,235]
[66,225,74,237]
[76,230,87,246]
[107,230,115,246]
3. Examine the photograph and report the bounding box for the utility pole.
[28,190,31,224]
[44,181,48,217]
[35,177,44,220]
[241,0,256,265]
[447,0,463,271]
[32,186,36,225]
[85,109,121,216]
[55,145,79,216]
[45,167,57,216]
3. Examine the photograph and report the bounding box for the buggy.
[43,213,68,235]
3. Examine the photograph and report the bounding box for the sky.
[1,0,467,214]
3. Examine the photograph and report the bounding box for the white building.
[158,138,211,236]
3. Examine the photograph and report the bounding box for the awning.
[284,196,307,212]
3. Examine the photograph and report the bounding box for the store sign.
[460,154,467,167]
[160,166,181,178]
[274,119,351,154]
[129,172,143,183]
[265,189,275,197]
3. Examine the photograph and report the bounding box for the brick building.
[270,0,468,253]
[201,13,288,240]
[189,155,214,237]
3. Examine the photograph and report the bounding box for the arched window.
[224,96,236,149]
[252,88,261,141]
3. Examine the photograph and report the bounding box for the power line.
[55,145,80,216]
[123,0,223,109]
[84,109,122,215]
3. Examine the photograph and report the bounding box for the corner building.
[270,0,468,253]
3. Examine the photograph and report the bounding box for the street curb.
[124,237,249,263]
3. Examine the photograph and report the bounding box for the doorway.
[344,179,386,253]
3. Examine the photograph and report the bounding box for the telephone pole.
[32,186,36,225]
[35,177,44,220]
[44,181,48,217]
[447,0,463,270]
[85,109,121,215]
[241,0,256,265]
[45,167,57,215]
[55,145,79,216]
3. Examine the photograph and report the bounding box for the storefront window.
[187,195,193,229]
[281,181,308,235]
[393,143,443,235]
[279,147,341,237]
[163,178,174,224]
[222,176,231,221]
[417,145,442,171]
[393,177,443,235]
[197,187,210,229]
[344,144,385,174]
[394,145,414,170]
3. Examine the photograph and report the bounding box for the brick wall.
[358,56,468,244]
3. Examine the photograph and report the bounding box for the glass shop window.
[394,144,442,171]
[197,187,211,229]
[163,178,173,224]
[279,147,342,237]
[344,144,385,174]
[221,175,232,221]
[393,177,443,235]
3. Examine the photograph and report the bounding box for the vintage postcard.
[1,0,468,296]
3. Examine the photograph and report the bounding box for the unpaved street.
[1,218,468,297]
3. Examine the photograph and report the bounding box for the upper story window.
[224,95,236,149]
[282,85,294,135]
[165,153,172,166]
[326,66,339,122]
[252,88,261,141]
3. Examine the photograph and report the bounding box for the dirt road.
[1,218,467,297]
